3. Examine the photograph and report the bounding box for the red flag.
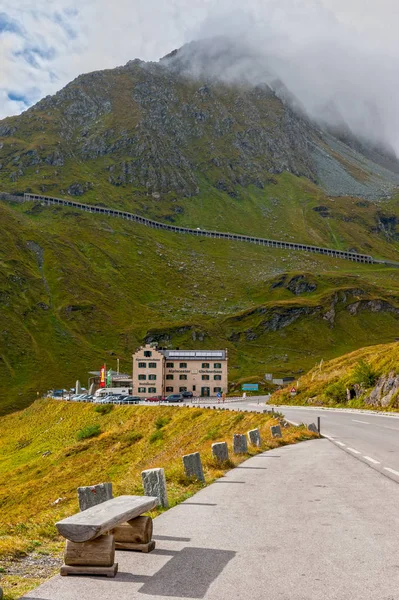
[100,366,106,388]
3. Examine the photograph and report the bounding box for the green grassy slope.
[2,198,399,414]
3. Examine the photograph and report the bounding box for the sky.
[1,0,399,151]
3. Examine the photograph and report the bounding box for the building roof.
[160,349,226,360]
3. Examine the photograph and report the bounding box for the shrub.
[126,432,143,444]
[204,427,220,441]
[76,424,101,441]
[155,416,171,430]
[324,380,347,403]
[94,403,114,415]
[351,360,377,388]
[149,430,164,443]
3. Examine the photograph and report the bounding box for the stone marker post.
[270,425,282,438]
[183,452,205,482]
[212,442,229,463]
[233,434,248,454]
[247,428,261,447]
[142,468,168,508]
[78,482,113,511]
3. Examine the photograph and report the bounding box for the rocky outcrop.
[364,372,399,407]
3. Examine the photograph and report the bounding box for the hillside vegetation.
[0,399,316,598]
[273,341,399,409]
[2,198,399,413]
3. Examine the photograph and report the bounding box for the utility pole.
[117,358,120,375]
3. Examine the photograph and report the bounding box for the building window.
[148,387,157,393]
[149,374,157,381]
[138,362,146,368]
[179,362,187,368]
[179,374,187,380]
[166,374,174,380]
[166,386,173,392]
[138,375,146,381]
[214,387,222,393]
[202,363,210,368]
[144,350,152,357]
[179,387,187,392]
[166,362,174,368]
[192,385,196,391]
[214,363,222,369]
[202,375,210,381]
[149,362,157,368]
[214,375,222,381]
[138,387,146,393]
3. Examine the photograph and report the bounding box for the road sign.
[242,384,259,391]
[290,387,297,395]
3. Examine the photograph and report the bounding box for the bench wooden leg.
[113,516,156,553]
[61,534,118,577]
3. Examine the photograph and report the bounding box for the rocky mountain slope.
[1,46,399,209]
[2,45,399,413]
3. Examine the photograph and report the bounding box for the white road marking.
[384,467,399,477]
[352,420,369,424]
[335,441,345,447]
[363,456,380,465]
[347,447,361,454]
[383,426,399,432]
[323,435,334,440]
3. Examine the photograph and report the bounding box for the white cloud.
[1,0,399,153]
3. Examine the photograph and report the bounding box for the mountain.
[1,43,399,414]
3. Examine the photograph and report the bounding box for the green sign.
[242,384,259,391]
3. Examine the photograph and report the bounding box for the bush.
[76,425,101,441]
[351,360,377,388]
[155,416,171,430]
[94,404,114,415]
[149,430,164,443]
[126,432,143,444]
[324,380,347,403]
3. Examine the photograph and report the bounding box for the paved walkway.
[23,440,399,600]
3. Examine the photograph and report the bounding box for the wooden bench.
[56,495,158,577]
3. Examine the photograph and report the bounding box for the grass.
[0,399,317,599]
[2,197,399,416]
[272,340,399,409]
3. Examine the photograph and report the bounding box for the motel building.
[132,345,228,399]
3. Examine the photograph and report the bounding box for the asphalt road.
[193,397,399,484]
[23,440,399,600]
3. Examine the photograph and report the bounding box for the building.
[132,345,228,399]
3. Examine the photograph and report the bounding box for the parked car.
[146,395,166,402]
[165,394,184,403]
[120,396,141,404]
[182,391,193,398]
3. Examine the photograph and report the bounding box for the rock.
[247,428,261,447]
[270,425,282,438]
[212,442,229,462]
[142,468,168,508]
[233,434,248,454]
[67,183,84,196]
[51,497,66,506]
[308,423,318,433]
[182,452,205,482]
[78,482,113,511]
[42,450,52,457]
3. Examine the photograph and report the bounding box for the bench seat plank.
[56,495,157,543]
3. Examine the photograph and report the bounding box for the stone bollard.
[233,434,248,454]
[212,442,229,463]
[142,468,168,508]
[78,482,113,511]
[183,452,205,482]
[308,423,318,434]
[270,425,282,438]
[247,428,261,447]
